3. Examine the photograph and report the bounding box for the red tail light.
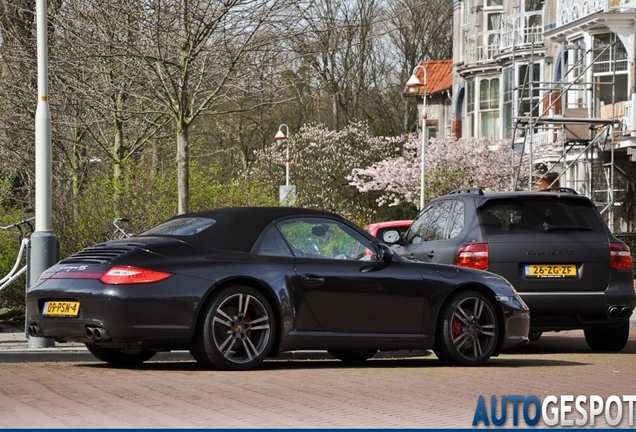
[454,243,489,270]
[99,266,174,284]
[609,242,633,271]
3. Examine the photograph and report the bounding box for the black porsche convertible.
[26,207,529,370]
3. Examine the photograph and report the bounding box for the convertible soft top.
[169,206,345,252]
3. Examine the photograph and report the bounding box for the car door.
[277,217,426,334]
[396,200,454,262]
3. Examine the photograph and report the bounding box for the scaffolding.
[509,39,631,232]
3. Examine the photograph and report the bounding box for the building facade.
[452,0,636,230]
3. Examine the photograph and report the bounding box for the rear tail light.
[38,265,173,284]
[609,242,633,271]
[454,243,489,270]
[100,266,174,284]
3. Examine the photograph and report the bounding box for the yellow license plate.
[525,264,577,278]
[43,301,80,317]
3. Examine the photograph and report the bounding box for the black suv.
[390,187,635,351]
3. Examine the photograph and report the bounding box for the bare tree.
[288,0,383,131]
[385,0,453,132]
[50,0,169,197]
[124,0,291,214]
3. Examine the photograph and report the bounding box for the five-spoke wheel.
[434,290,499,366]
[191,285,275,370]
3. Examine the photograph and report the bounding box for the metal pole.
[285,143,290,186]
[420,95,427,210]
[29,0,59,348]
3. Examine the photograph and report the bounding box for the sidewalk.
[2,315,635,362]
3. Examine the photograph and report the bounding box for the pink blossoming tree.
[348,135,530,208]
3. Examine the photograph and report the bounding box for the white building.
[452,0,636,230]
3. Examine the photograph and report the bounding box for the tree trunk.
[176,124,189,214]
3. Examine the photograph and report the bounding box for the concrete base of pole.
[27,231,60,349]
[28,336,55,348]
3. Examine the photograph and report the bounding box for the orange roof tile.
[404,59,453,97]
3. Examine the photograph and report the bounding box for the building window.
[503,67,514,139]
[465,80,475,137]
[592,33,627,74]
[480,78,500,138]
[518,63,540,117]
[464,0,471,27]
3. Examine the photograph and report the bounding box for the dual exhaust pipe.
[28,324,42,337]
[28,324,111,341]
[608,306,632,319]
[85,326,110,341]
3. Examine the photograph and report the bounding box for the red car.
[364,220,412,244]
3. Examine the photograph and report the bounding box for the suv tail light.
[454,243,489,270]
[609,242,633,271]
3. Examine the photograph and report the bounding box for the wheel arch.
[193,277,284,357]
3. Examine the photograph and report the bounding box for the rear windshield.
[139,217,215,236]
[479,198,607,235]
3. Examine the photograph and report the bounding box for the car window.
[425,200,452,241]
[406,205,433,244]
[481,198,606,234]
[257,227,293,257]
[447,201,465,239]
[139,217,215,236]
[277,218,375,260]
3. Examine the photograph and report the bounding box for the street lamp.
[406,65,428,210]
[274,124,290,186]
[275,124,295,205]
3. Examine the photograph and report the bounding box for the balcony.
[557,0,636,27]
[501,11,544,52]
[464,33,500,64]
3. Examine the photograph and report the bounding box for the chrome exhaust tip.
[28,324,41,337]
[85,326,111,341]
[608,306,632,318]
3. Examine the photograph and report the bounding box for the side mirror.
[376,243,394,263]
[381,229,401,244]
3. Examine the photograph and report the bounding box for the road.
[0,329,635,428]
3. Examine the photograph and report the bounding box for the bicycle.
[104,217,134,241]
[0,212,35,292]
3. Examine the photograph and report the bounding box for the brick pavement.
[0,328,635,428]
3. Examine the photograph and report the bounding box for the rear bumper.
[521,288,635,331]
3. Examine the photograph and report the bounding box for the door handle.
[301,274,325,286]
[427,251,435,259]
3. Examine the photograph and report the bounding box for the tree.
[128,0,291,214]
[246,122,402,222]
[349,135,518,208]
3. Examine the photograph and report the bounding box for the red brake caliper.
[452,314,462,338]
[245,312,252,339]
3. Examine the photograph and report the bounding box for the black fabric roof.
[169,207,342,253]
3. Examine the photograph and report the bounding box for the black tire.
[85,344,156,365]
[584,321,630,352]
[528,331,543,341]
[434,290,499,366]
[328,350,378,363]
[190,285,275,371]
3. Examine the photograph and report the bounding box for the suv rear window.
[479,198,606,235]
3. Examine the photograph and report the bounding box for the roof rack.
[539,187,578,195]
[448,187,484,195]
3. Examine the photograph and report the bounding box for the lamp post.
[275,124,295,205]
[406,65,428,210]
[275,124,290,186]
